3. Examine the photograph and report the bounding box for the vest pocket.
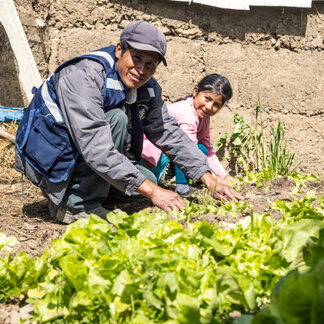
[24,117,67,172]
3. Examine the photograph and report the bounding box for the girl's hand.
[201,173,244,202]
[212,175,227,185]
[224,174,241,185]
[211,174,240,186]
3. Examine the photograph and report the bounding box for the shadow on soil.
[22,199,56,222]
[21,196,155,222]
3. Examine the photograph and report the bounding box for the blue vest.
[15,46,156,183]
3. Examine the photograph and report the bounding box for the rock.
[20,304,34,321]
[10,311,20,324]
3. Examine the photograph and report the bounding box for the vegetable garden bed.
[1,174,323,323]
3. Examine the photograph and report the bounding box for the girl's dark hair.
[173,73,232,104]
[196,73,232,104]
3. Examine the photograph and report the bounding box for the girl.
[141,73,237,196]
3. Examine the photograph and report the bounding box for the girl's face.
[193,89,224,119]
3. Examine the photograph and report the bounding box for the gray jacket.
[15,58,210,204]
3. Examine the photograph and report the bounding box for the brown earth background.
[1,0,324,178]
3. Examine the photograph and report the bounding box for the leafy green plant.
[216,96,295,180]
[270,191,324,222]
[0,232,18,252]
[0,191,323,323]
[289,172,321,197]
[217,96,268,175]
[0,250,50,303]
[239,169,279,187]
[267,121,295,178]
[217,200,254,220]
[235,228,324,324]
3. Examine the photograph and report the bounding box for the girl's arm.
[199,120,240,184]
[198,118,228,178]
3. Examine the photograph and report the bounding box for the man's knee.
[135,163,158,185]
[106,108,128,130]
[106,109,128,151]
[145,169,158,185]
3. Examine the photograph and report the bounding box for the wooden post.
[0,128,15,143]
[0,0,42,103]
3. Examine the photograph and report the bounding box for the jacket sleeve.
[54,58,145,195]
[143,81,211,183]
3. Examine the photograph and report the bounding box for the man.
[15,20,242,224]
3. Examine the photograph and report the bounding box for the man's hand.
[136,179,186,212]
[200,173,244,202]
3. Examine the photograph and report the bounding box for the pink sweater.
[141,97,228,178]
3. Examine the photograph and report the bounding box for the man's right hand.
[136,179,186,213]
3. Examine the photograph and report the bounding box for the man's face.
[115,43,160,89]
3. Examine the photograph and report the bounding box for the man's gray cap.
[120,20,167,66]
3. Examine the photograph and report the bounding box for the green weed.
[216,96,295,181]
